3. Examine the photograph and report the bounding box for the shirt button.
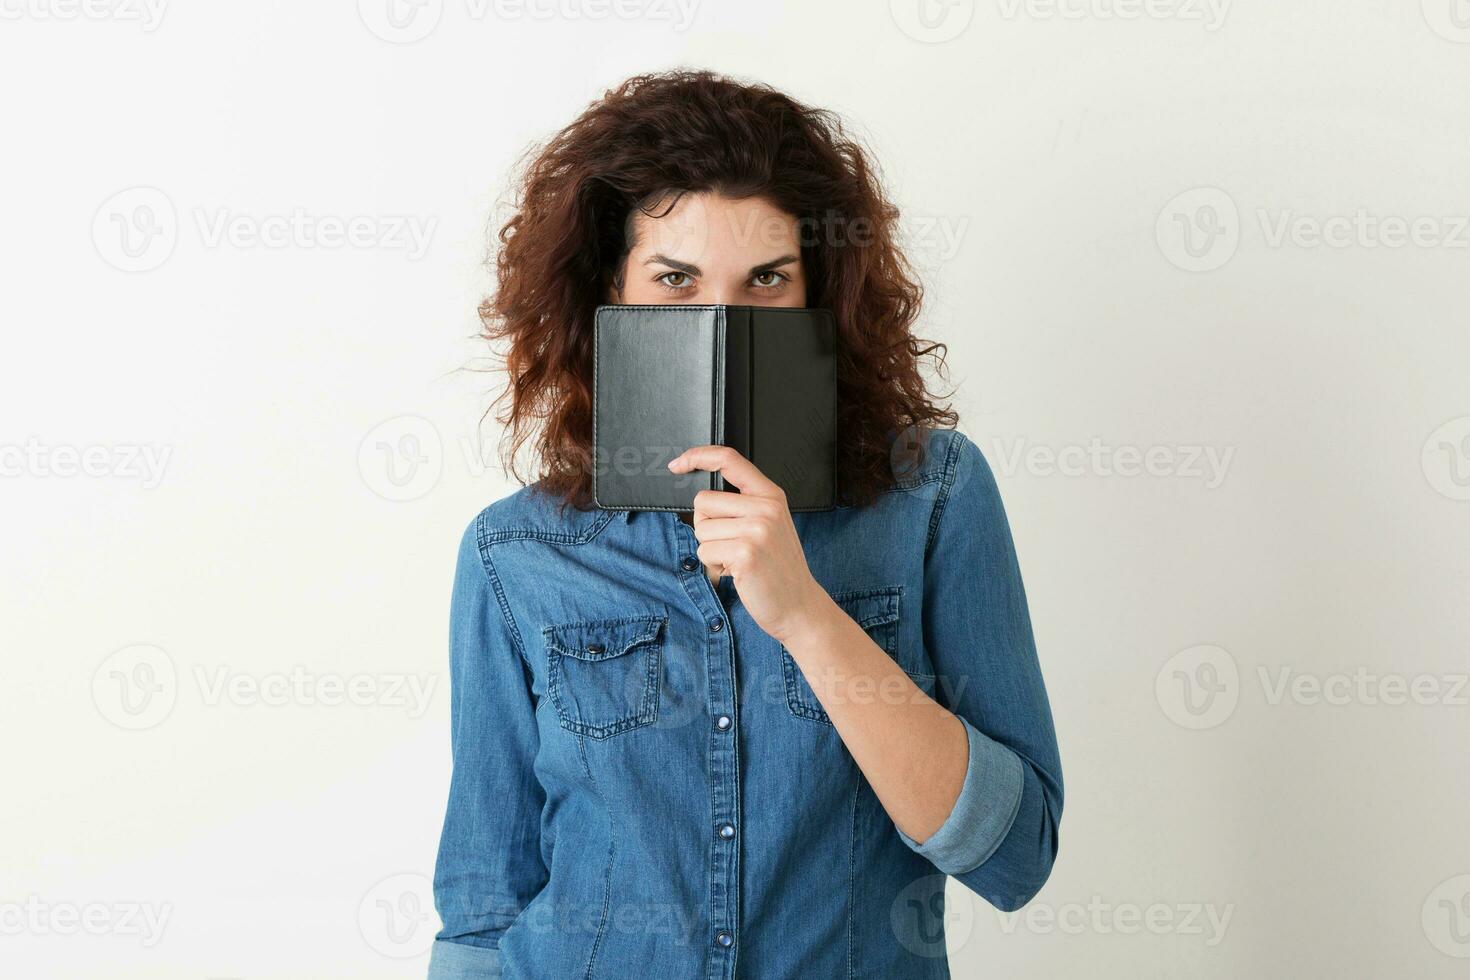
[585,643,604,654]
[715,714,732,731]
[717,823,735,840]
[714,930,734,949]
[681,557,699,572]
[708,618,723,632]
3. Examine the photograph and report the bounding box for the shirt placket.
[670,514,741,980]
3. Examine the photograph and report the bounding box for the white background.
[3,1,1469,977]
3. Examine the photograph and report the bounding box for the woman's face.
[608,191,808,307]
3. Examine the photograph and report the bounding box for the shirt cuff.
[896,715,1026,874]
[427,939,502,979]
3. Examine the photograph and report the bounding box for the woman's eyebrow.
[749,254,799,276]
[644,253,701,275]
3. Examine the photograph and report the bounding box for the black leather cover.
[593,304,838,512]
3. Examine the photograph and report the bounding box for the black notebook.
[592,304,838,512]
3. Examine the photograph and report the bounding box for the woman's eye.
[657,272,693,290]
[752,271,788,288]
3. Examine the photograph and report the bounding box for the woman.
[429,69,1062,979]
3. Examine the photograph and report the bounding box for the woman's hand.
[667,445,834,646]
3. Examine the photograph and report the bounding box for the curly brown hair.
[479,68,959,514]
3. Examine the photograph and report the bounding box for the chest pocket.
[781,585,935,726]
[543,613,665,739]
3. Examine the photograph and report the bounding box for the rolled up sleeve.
[428,938,501,979]
[907,430,1064,912]
[895,714,1026,873]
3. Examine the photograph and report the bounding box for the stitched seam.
[477,512,531,669]
[481,508,619,546]
[575,733,613,979]
[924,431,966,558]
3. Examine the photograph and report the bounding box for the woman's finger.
[669,444,784,502]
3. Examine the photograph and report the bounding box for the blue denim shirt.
[428,427,1063,979]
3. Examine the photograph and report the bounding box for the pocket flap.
[542,614,665,662]
[830,586,900,629]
